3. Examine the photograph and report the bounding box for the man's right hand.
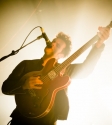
[22,76,43,90]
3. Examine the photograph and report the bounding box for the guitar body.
[15,58,70,118]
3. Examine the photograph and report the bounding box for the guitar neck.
[54,34,99,74]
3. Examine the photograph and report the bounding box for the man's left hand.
[95,26,110,48]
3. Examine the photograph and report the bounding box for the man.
[2,26,110,125]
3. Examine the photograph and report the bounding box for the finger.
[30,83,42,89]
[29,84,42,89]
[31,77,43,84]
[32,86,42,89]
[98,28,110,40]
[35,80,43,85]
[35,87,42,89]
[97,32,106,40]
[99,27,110,35]
[35,84,42,87]
[34,85,42,89]
[37,87,42,89]
[35,78,43,84]
[98,26,110,32]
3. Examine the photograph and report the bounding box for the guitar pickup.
[48,70,57,80]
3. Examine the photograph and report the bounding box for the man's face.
[44,38,66,59]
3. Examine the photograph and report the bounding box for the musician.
[2,26,110,125]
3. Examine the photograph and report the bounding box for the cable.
[19,26,41,49]
[7,120,11,125]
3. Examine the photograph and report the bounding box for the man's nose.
[51,42,55,46]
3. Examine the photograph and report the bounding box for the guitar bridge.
[48,70,57,80]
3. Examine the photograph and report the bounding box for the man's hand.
[22,76,43,90]
[95,26,110,48]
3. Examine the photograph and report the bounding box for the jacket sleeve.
[65,44,105,79]
[1,60,27,95]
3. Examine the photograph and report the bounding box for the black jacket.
[2,44,105,125]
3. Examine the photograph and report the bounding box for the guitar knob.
[29,112,32,115]
[28,112,35,115]
[37,96,40,99]
[34,104,38,108]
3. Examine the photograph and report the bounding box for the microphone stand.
[0,35,42,62]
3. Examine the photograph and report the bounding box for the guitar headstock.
[107,21,112,28]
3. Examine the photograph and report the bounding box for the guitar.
[15,21,112,119]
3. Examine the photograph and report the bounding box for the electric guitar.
[15,21,112,119]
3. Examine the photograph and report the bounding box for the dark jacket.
[2,44,105,125]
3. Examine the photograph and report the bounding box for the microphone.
[40,27,52,48]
